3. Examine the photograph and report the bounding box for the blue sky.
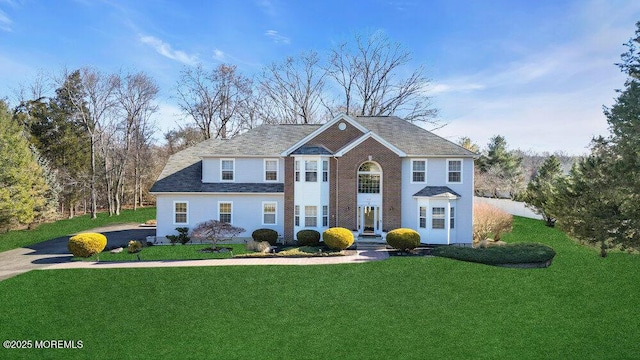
[1,0,639,154]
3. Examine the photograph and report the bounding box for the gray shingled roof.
[151,116,475,193]
[352,116,476,157]
[150,124,319,193]
[413,186,462,198]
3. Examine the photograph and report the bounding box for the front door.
[359,206,380,235]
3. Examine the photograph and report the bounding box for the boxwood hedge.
[431,242,556,266]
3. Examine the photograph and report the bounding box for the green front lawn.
[1,217,639,359]
[0,207,156,253]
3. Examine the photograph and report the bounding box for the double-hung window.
[305,161,318,182]
[447,159,462,184]
[450,207,455,229]
[265,160,278,181]
[305,206,317,227]
[294,205,300,226]
[219,202,232,223]
[263,202,277,225]
[221,159,234,181]
[412,160,426,183]
[322,205,329,227]
[419,206,427,228]
[174,202,188,224]
[432,207,445,229]
[295,161,300,182]
[322,160,329,182]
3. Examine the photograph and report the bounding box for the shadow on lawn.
[25,228,156,264]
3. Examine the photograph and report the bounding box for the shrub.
[127,240,142,253]
[192,220,245,249]
[386,228,420,251]
[246,240,271,253]
[251,228,279,245]
[432,242,556,265]
[296,229,321,246]
[166,227,190,245]
[323,227,354,250]
[68,233,107,257]
[473,203,513,243]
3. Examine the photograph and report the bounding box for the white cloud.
[139,35,198,66]
[0,9,12,32]
[213,48,225,61]
[264,30,290,44]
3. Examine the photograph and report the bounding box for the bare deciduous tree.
[259,51,328,124]
[175,64,252,140]
[327,31,440,128]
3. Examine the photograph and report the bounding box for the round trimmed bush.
[322,227,354,250]
[386,228,420,251]
[68,233,107,257]
[252,228,279,246]
[297,230,321,246]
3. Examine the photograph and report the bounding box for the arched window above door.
[358,161,381,194]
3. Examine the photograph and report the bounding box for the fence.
[473,197,542,220]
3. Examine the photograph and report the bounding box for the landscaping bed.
[234,245,351,258]
[431,242,556,267]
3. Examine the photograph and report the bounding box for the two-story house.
[150,114,476,245]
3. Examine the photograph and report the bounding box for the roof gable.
[281,113,367,156]
[334,132,406,157]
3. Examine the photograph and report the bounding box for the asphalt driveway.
[0,224,155,281]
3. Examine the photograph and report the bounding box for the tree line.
[1,31,438,230]
[521,22,640,256]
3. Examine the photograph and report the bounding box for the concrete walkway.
[0,224,388,281]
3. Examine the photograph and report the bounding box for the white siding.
[400,157,473,245]
[202,157,285,183]
[292,156,330,237]
[156,193,284,241]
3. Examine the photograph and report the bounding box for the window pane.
[419,217,426,228]
[175,203,187,213]
[305,206,317,227]
[412,172,425,182]
[175,214,187,224]
[220,214,232,223]
[432,207,445,229]
[413,161,425,171]
[448,160,461,171]
[358,174,380,193]
[419,206,426,217]
[264,214,276,224]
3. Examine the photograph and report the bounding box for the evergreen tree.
[523,155,563,227]
[0,100,49,230]
[476,135,524,198]
[553,21,640,255]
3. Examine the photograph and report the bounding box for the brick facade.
[284,119,402,241]
[332,137,402,232]
[306,120,364,152]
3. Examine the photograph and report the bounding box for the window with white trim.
[447,159,462,183]
[432,207,445,229]
[295,161,300,182]
[450,207,455,229]
[419,206,427,229]
[358,162,381,194]
[221,159,234,181]
[294,205,300,226]
[322,160,329,182]
[322,205,329,227]
[305,161,317,182]
[219,202,232,223]
[174,202,188,224]
[412,160,426,183]
[263,202,277,225]
[305,206,317,227]
[264,159,278,181]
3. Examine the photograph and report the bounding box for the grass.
[432,242,557,265]
[0,207,156,253]
[1,217,639,359]
[74,243,248,262]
